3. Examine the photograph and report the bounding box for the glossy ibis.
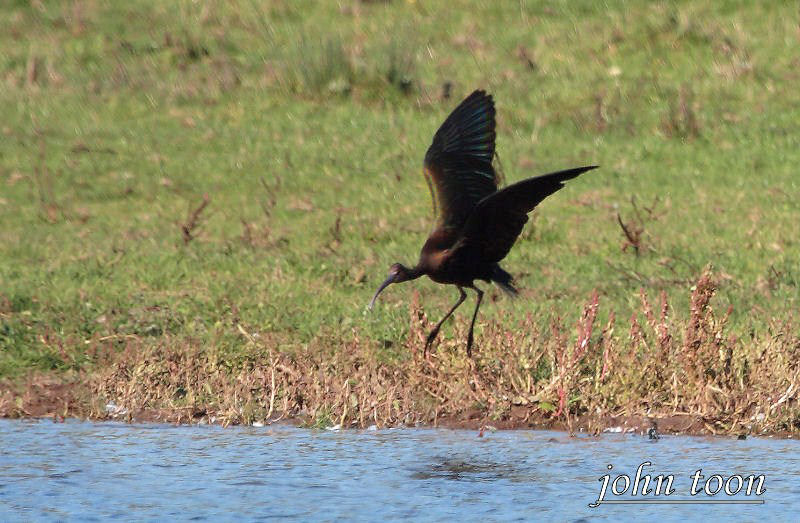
[369,90,597,356]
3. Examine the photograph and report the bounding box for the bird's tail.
[492,265,518,297]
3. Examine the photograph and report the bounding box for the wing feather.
[423,90,499,230]
[458,165,598,262]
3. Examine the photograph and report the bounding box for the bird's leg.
[466,286,484,358]
[425,286,467,356]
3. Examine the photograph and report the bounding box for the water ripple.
[0,420,796,521]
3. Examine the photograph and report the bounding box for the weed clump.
[4,270,797,436]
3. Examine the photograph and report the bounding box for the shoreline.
[3,282,798,441]
[2,412,794,440]
[2,378,793,439]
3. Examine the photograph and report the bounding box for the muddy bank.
[1,377,792,438]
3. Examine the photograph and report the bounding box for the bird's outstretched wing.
[423,90,499,230]
[458,165,598,262]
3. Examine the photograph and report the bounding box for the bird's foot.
[466,333,474,358]
[424,328,440,356]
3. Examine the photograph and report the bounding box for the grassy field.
[1,1,799,433]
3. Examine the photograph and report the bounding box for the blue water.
[0,419,798,521]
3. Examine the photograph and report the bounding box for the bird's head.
[368,263,413,310]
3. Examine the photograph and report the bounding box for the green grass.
[1,0,798,390]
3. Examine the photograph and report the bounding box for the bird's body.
[370,90,597,356]
[417,230,494,286]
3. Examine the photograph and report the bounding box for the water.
[0,419,798,521]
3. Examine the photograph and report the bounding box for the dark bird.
[369,90,597,356]
[648,422,661,440]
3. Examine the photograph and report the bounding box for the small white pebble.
[104,402,128,416]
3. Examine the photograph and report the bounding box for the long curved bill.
[368,275,394,310]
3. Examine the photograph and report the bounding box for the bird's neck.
[403,264,425,281]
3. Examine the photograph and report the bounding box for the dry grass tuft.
[5,270,797,435]
[661,84,702,139]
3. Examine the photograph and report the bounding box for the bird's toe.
[425,329,440,351]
